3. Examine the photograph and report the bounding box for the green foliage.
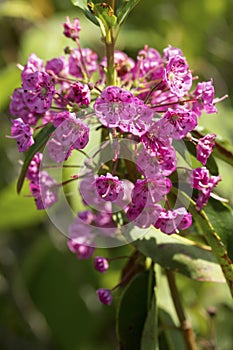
[116,270,154,350]
[131,228,225,283]
[1,0,233,349]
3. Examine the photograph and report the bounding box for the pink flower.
[65,82,91,106]
[94,86,135,128]
[96,288,112,305]
[154,207,192,234]
[63,17,81,40]
[9,88,38,125]
[29,171,58,209]
[127,203,162,228]
[48,115,89,162]
[162,107,197,139]
[11,118,34,152]
[94,256,109,273]
[26,152,43,181]
[190,167,210,190]
[165,55,192,97]
[21,53,44,80]
[133,46,164,81]
[68,48,98,78]
[196,134,216,165]
[192,80,217,117]
[45,56,68,77]
[95,173,124,202]
[22,71,55,113]
[196,175,221,210]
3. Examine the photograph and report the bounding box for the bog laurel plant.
[8,1,233,349]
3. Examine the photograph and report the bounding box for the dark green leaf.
[116,271,151,350]
[71,0,99,25]
[141,283,158,350]
[171,188,233,296]
[17,123,55,194]
[116,0,141,25]
[158,308,186,350]
[204,198,233,261]
[130,228,225,282]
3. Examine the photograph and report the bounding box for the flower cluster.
[9,17,223,305]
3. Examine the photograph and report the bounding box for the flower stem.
[105,32,116,86]
[165,269,198,350]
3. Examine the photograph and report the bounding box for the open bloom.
[95,173,124,202]
[165,54,192,97]
[48,115,89,162]
[22,71,55,113]
[154,207,192,234]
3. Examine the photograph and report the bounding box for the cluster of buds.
[9,17,224,305]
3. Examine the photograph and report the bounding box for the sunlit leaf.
[172,189,233,296]
[130,227,225,283]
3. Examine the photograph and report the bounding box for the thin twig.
[165,269,198,350]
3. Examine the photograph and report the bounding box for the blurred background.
[0,0,233,349]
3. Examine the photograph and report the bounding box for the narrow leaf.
[116,0,141,25]
[141,283,158,350]
[17,123,55,194]
[158,308,186,350]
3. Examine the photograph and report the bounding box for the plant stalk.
[165,269,198,350]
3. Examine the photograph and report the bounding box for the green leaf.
[130,227,225,283]
[116,0,141,24]
[71,0,99,25]
[17,123,55,194]
[158,308,186,350]
[204,198,233,261]
[92,3,117,29]
[172,188,233,297]
[116,271,151,350]
[141,282,158,350]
